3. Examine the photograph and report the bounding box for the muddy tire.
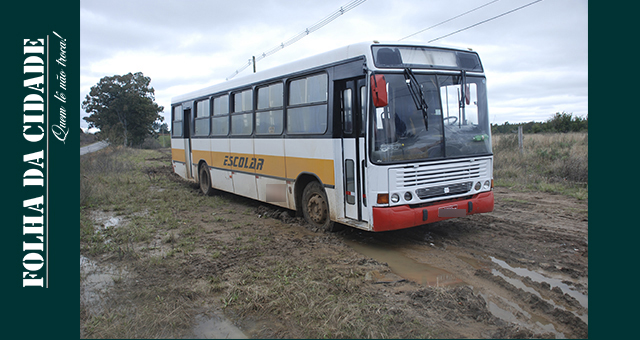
[301,181,341,232]
[199,164,215,196]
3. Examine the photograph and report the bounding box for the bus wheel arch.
[297,176,341,232]
[294,174,319,216]
[198,161,215,196]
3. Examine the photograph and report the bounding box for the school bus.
[171,41,494,232]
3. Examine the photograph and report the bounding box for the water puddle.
[342,236,587,337]
[80,255,127,315]
[91,211,125,230]
[479,292,528,325]
[492,268,543,298]
[479,290,565,338]
[344,239,462,287]
[456,254,490,270]
[191,312,248,339]
[490,256,588,309]
[489,256,588,329]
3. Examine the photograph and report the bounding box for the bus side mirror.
[371,74,388,107]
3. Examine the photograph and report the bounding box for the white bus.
[171,41,494,232]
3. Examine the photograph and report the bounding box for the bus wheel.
[199,165,215,196]
[302,182,340,232]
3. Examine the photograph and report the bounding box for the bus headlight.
[483,180,491,190]
[390,193,400,203]
[404,192,412,201]
[474,182,482,191]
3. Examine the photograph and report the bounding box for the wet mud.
[333,186,588,338]
[190,309,248,339]
[81,181,587,338]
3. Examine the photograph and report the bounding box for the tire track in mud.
[340,189,588,338]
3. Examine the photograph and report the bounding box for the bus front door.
[337,78,368,223]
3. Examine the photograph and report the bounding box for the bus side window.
[194,99,211,136]
[212,95,229,136]
[231,89,253,135]
[256,83,284,135]
[287,73,328,134]
[172,106,183,137]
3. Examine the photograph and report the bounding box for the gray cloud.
[80,0,588,128]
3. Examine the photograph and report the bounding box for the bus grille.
[415,182,473,199]
[392,159,488,189]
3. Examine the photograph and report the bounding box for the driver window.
[439,81,478,126]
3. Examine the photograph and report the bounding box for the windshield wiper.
[403,68,429,130]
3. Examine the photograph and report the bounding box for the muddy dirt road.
[80,160,587,338]
[337,186,588,338]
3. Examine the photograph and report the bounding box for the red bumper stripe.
[372,191,494,232]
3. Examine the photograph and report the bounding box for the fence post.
[518,126,524,154]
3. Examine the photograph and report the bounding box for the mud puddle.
[191,310,247,339]
[454,252,571,337]
[479,291,566,338]
[342,235,587,338]
[489,256,588,329]
[80,255,128,315]
[91,210,125,230]
[343,238,462,287]
[490,256,588,310]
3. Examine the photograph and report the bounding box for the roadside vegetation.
[490,112,588,199]
[492,132,588,200]
[491,112,588,134]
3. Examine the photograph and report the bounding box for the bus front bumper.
[371,191,494,232]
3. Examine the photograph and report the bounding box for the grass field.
[492,132,588,200]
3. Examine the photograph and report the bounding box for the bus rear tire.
[199,164,215,196]
[302,181,341,232]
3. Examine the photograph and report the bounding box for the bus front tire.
[302,182,341,232]
[199,165,215,196]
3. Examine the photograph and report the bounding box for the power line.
[427,0,544,43]
[226,0,367,80]
[399,0,501,41]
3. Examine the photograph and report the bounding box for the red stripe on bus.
[371,192,494,232]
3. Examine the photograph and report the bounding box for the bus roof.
[171,41,478,105]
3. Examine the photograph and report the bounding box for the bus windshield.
[371,73,491,163]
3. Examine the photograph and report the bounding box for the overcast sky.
[80,0,588,130]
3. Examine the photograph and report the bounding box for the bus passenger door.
[183,108,194,179]
[337,78,367,222]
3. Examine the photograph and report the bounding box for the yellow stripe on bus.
[171,148,185,163]
[174,149,335,186]
[285,156,335,186]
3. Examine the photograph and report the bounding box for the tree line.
[491,112,588,134]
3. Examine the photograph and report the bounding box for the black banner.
[3,0,78,338]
